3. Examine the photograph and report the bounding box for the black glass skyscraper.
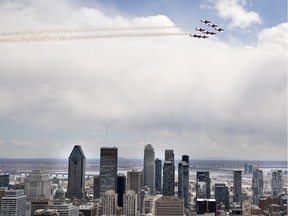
[155,158,162,194]
[117,174,126,207]
[162,149,175,196]
[233,171,242,202]
[66,145,86,199]
[100,147,118,197]
[215,183,229,210]
[178,155,189,209]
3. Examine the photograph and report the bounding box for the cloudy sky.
[0,0,287,160]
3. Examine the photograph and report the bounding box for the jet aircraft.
[208,23,218,28]
[200,19,211,24]
[204,31,217,35]
[214,27,224,32]
[195,28,206,32]
[190,34,202,38]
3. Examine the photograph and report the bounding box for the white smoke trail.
[0,25,191,42]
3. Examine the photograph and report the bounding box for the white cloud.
[215,0,261,29]
[0,0,286,160]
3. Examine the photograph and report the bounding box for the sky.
[0,0,287,160]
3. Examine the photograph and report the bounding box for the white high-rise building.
[271,170,283,197]
[102,190,117,216]
[1,189,27,216]
[25,170,51,200]
[123,190,137,216]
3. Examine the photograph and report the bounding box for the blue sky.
[0,0,287,160]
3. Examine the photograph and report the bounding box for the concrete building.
[78,202,97,216]
[155,196,184,216]
[178,155,189,210]
[142,195,157,215]
[0,189,27,216]
[99,147,118,197]
[233,170,242,203]
[123,190,137,216]
[49,203,79,216]
[196,171,211,199]
[127,170,143,194]
[25,170,51,201]
[65,145,86,200]
[252,168,264,206]
[34,209,58,216]
[137,186,150,214]
[143,144,155,195]
[101,190,117,216]
[271,170,283,197]
[155,158,162,194]
[30,199,50,216]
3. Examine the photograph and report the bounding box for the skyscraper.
[102,190,117,216]
[117,174,126,208]
[163,149,175,196]
[143,144,155,195]
[233,171,242,203]
[155,158,162,194]
[196,171,210,199]
[65,145,86,200]
[271,170,283,197]
[100,147,118,197]
[178,155,189,209]
[127,170,143,194]
[214,183,229,210]
[252,169,263,205]
[123,190,138,216]
[25,170,51,201]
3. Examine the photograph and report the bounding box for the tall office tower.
[233,170,242,203]
[65,145,86,200]
[163,161,174,196]
[196,171,211,199]
[117,174,126,208]
[127,170,143,194]
[123,190,138,216]
[100,147,118,197]
[0,174,9,187]
[102,190,117,216]
[155,158,162,194]
[1,189,27,216]
[214,183,229,210]
[244,163,249,175]
[271,170,283,197]
[93,175,100,199]
[154,196,184,216]
[162,149,175,196]
[252,169,263,206]
[143,144,155,195]
[178,155,189,209]
[25,170,51,201]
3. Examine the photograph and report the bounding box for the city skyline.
[0,0,287,160]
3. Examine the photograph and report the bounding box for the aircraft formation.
[190,20,224,39]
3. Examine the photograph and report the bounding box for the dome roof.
[54,187,65,199]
